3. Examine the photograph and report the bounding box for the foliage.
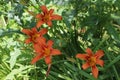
[0,0,120,80]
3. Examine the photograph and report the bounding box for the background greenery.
[0,0,120,80]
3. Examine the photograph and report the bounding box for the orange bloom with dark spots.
[31,39,61,64]
[36,5,62,28]
[76,48,104,78]
[22,27,47,44]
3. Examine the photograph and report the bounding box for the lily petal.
[47,40,53,48]
[51,14,62,20]
[95,50,104,59]
[39,28,48,35]
[33,44,42,53]
[51,49,61,55]
[31,54,43,64]
[31,27,37,33]
[49,9,54,15]
[37,37,46,46]
[45,56,51,64]
[86,48,93,55]
[36,14,42,19]
[47,21,52,26]
[25,38,31,44]
[82,62,90,70]
[22,29,31,35]
[41,5,48,13]
[36,20,44,28]
[76,54,87,60]
[92,66,98,78]
[96,59,104,67]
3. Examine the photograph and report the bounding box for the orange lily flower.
[31,39,61,64]
[22,27,48,44]
[36,5,62,28]
[76,48,104,78]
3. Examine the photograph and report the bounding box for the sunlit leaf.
[9,47,21,69]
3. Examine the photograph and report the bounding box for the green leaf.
[106,25,120,41]
[5,65,33,80]
[9,47,21,69]
[0,29,3,36]
[45,0,51,4]
[111,14,120,19]
[64,62,95,80]
[106,55,120,69]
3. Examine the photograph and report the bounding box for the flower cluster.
[22,5,104,78]
[22,5,62,65]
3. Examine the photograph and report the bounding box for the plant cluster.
[0,0,120,80]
